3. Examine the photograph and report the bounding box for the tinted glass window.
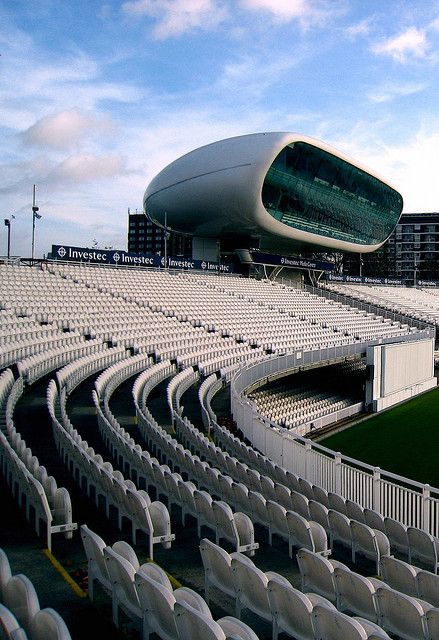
[262,142,403,245]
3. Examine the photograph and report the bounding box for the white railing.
[231,344,439,536]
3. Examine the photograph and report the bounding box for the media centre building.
[143,132,403,263]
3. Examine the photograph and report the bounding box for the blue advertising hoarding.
[326,273,404,286]
[51,245,233,273]
[250,251,335,272]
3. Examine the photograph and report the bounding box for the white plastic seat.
[333,566,381,623]
[425,608,439,640]
[134,570,210,640]
[287,511,328,556]
[407,527,439,573]
[231,554,288,623]
[174,601,259,640]
[3,574,40,634]
[212,501,258,556]
[0,548,12,601]
[80,525,112,600]
[194,490,216,538]
[380,555,420,597]
[364,509,386,534]
[312,604,370,639]
[328,510,352,549]
[351,520,390,574]
[290,491,310,519]
[308,500,330,534]
[417,569,439,607]
[375,586,432,640]
[30,608,72,640]
[103,546,141,629]
[247,492,267,529]
[328,492,347,515]
[0,602,26,640]
[384,517,409,556]
[199,538,236,604]
[267,574,335,640]
[296,548,348,603]
[266,501,289,547]
[346,500,366,524]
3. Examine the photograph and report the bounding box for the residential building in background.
[127,209,192,258]
[344,212,439,284]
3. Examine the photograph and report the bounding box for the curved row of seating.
[47,375,174,559]
[81,525,259,640]
[172,398,439,574]
[0,547,71,639]
[297,547,439,640]
[0,369,76,550]
[200,539,392,640]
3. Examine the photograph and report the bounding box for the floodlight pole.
[31,184,39,262]
[164,211,170,270]
[4,218,11,259]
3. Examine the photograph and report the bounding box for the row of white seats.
[0,547,71,640]
[46,379,174,559]
[95,357,333,558]
[174,405,439,574]
[297,547,439,640]
[94,375,259,556]
[0,369,76,549]
[200,539,391,640]
[80,525,259,640]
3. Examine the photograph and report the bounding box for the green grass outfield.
[320,386,439,488]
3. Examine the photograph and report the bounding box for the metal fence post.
[373,467,381,511]
[422,484,431,532]
[335,452,342,494]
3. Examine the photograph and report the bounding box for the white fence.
[231,340,439,536]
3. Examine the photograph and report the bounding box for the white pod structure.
[144,132,403,253]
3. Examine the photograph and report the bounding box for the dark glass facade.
[127,211,192,257]
[262,142,403,246]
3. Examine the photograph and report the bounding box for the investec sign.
[51,245,233,273]
[327,273,404,285]
[251,251,334,272]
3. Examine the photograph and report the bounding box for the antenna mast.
[31,184,39,261]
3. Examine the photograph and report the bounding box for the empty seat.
[103,546,141,629]
[30,608,72,640]
[3,574,40,635]
[375,586,432,640]
[80,525,112,600]
[384,517,409,556]
[267,574,336,640]
[312,604,376,639]
[351,521,390,574]
[417,569,439,607]
[333,566,381,623]
[0,548,12,601]
[380,555,420,597]
[135,570,210,640]
[296,548,348,604]
[199,538,236,605]
[407,527,439,573]
[174,601,259,640]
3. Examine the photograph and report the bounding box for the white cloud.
[345,16,374,40]
[49,153,129,183]
[330,122,439,213]
[122,0,228,38]
[239,0,336,26]
[21,109,115,150]
[372,26,428,62]
[367,81,427,103]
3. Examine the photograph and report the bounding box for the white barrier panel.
[366,338,436,411]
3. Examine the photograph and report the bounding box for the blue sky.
[2,0,439,257]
